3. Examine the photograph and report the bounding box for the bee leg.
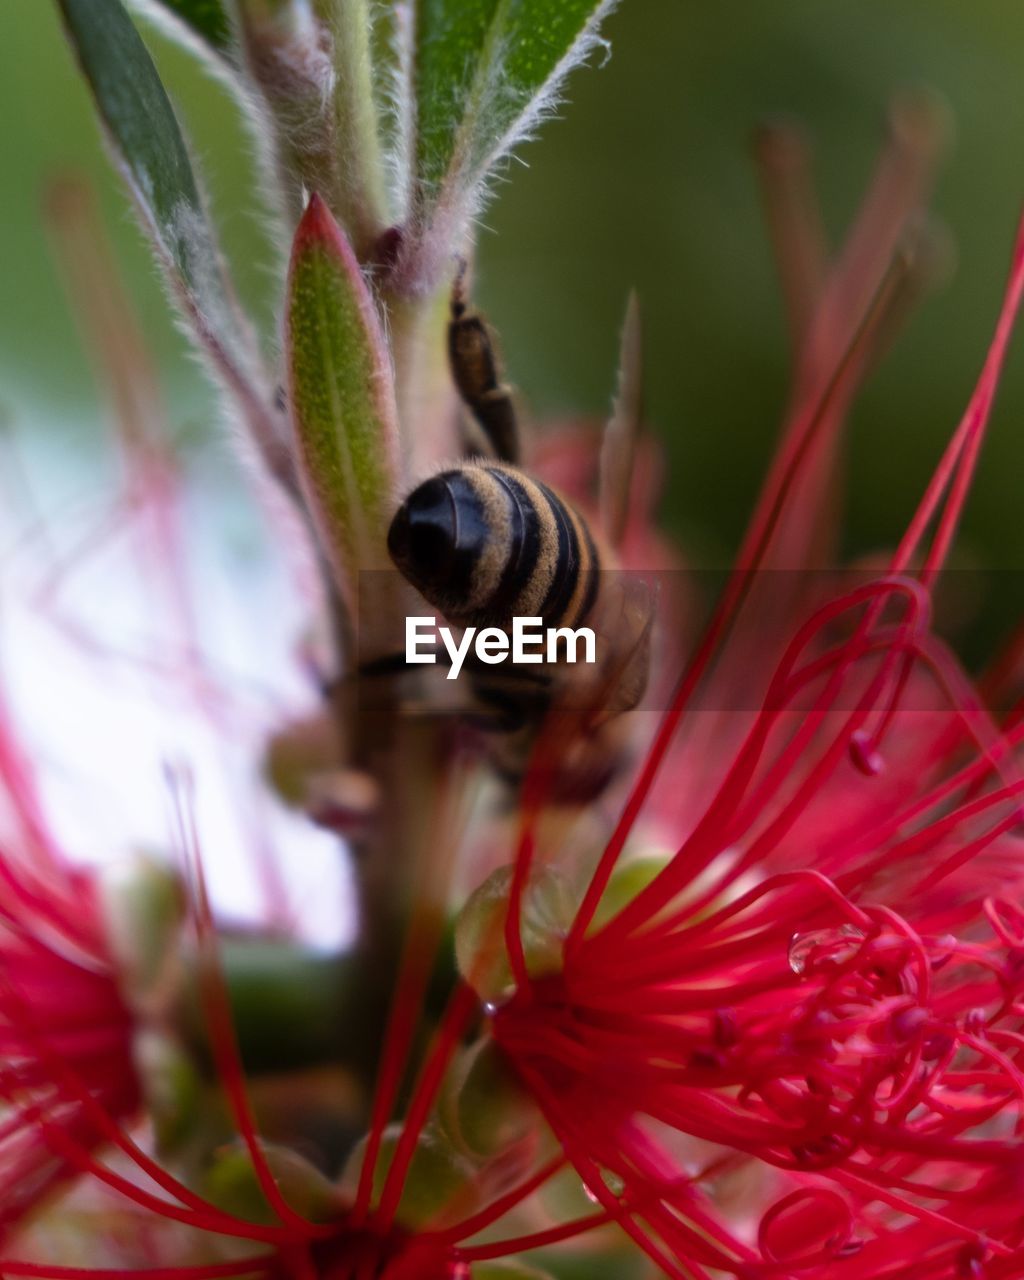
[448,266,521,465]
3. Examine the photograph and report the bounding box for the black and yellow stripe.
[387,462,600,631]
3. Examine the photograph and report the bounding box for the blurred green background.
[3,2,1024,648]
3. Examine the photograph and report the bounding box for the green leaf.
[56,0,289,486]
[146,0,234,50]
[413,0,616,205]
[286,195,400,619]
[56,0,222,299]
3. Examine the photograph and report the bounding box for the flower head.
[0,698,141,1241]
[470,158,1024,1276]
[0,774,612,1277]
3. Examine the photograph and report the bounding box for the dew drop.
[788,924,863,975]
[788,933,812,975]
[480,985,516,1017]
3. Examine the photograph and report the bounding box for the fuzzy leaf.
[413,0,616,205]
[56,0,289,485]
[286,195,400,612]
[56,0,224,299]
[144,0,234,50]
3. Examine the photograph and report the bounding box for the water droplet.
[788,925,863,975]
[480,985,516,1017]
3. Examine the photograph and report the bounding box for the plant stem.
[387,286,462,475]
[315,0,391,255]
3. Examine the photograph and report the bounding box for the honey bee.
[384,276,653,798]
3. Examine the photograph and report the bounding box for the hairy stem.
[387,285,461,474]
[315,0,390,255]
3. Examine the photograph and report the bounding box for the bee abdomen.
[387,463,600,630]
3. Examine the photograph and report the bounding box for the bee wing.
[586,573,656,727]
[598,291,644,548]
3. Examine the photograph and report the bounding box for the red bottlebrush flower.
[0,932,610,1278]
[0,699,142,1241]
[478,186,1024,1274]
[0,774,617,1279]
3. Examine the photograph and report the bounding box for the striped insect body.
[387,462,599,633]
[387,461,652,795]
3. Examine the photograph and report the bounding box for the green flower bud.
[342,1123,479,1227]
[592,853,670,930]
[98,854,186,1014]
[204,1140,342,1224]
[452,1039,536,1159]
[262,712,344,811]
[455,865,574,1002]
[133,1028,203,1153]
